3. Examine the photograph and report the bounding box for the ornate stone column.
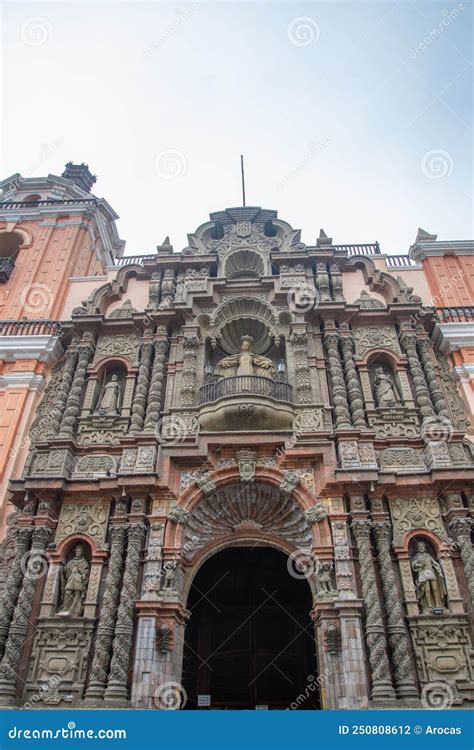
[0,526,53,702]
[417,338,450,420]
[85,525,127,702]
[350,519,396,702]
[398,324,435,419]
[372,521,418,699]
[180,329,199,408]
[143,337,169,432]
[129,338,154,434]
[104,522,146,704]
[47,348,79,436]
[58,335,95,437]
[448,517,474,602]
[289,328,312,404]
[323,323,351,429]
[0,528,32,659]
[339,334,367,428]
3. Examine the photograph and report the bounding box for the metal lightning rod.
[240,155,246,207]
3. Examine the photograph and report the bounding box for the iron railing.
[114,254,155,266]
[0,319,62,336]
[0,257,15,283]
[199,375,292,405]
[436,307,474,323]
[385,255,420,268]
[333,243,380,255]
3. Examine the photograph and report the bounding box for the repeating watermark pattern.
[421,149,453,180]
[26,137,64,176]
[21,17,54,47]
[144,4,199,59]
[153,149,187,180]
[287,16,320,47]
[421,680,454,709]
[276,138,331,192]
[21,549,51,581]
[154,681,187,710]
[287,282,320,314]
[287,548,317,580]
[409,4,465,59]
[20,282,53,316]
[288,668,332,709]
[421,415,454,444]
[155,415,193,446]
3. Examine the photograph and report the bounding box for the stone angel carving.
[217,336,275,379]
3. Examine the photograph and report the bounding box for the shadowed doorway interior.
[182,547,319,709]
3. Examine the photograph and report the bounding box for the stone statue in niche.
[411,541,447,612]
[57,544,90,617]
[373,366,400,407]
[95,374,122,415]
[317,562,337,596]
[217,336,275,378]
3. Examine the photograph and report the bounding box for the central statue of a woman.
[218,336,275,378]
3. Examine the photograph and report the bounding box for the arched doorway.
[182,546,319,709]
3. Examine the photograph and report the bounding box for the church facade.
[0,168,473,710]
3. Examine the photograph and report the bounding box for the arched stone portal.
[182,546,318,709]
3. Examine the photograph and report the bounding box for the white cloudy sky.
[2,1,472,255]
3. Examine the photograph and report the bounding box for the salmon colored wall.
[0,220,105,320]
[422,255,474,306]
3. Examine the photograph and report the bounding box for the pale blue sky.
[2,1,472,255]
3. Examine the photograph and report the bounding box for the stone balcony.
[198,375,293,432]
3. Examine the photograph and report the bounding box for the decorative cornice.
[0,373,45,390]
[409,240,474,262]
[0,335,63,365]
[431,322,474,354]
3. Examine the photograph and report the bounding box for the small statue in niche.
[96,373,122,415]
[57,544,90,617]
[162,560,178,593]
[373,366,400,407]
[217,336,275,378]
[317,562,337,595]
[159,270,176,309]
[148,272,162,310]
[411,541,447,613]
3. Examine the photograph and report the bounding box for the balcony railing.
[0,319,62,336]
[114,255,155,266]
[436,307,474,323]
[0,199,97,209]
[0,257,15,282]
[199,375,292,405]
[385,255,420,268]
[333,243,380,256]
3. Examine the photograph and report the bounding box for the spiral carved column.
[399,328,435,419]
[417,339,450,420]
[58,339,94,437]
[372,522,418,699]
[0,526,53,702]
[0,528,32,659]
[129,342,154,434]
[104,522,146,704]
[448,518,474,602]
[340,336,367,428]
[324,329,351,428]
[85,525,127,701]
[351,519,396,702]
[47,349,79,436]
[143,339,169,432]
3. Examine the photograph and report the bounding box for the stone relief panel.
[55,504,110,548]
[93,334,140,367]
[352,326,402,359]
[29,362,65,443]
[72,454,117,479]
[379,448,426,473]
[438,355,471,430]
[389,497,447,544]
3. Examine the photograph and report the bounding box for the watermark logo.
[154,681,187,710]
[21,17,53,47]
[421,415,454,444]
[287,549,317,580]
[421,149,453,180]
[421,680,454,709]
[287,282,320,314]
[287,17,320,47]
[21,549,50,580]
[20,282,53,315]
[153,149,187,180]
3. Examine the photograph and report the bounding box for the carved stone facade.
[2,204,473,711]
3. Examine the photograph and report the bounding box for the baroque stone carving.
[372,367,400,407]
[129,341,154,433]
[218,336,275,378]
[290,331,312,404]
[235,449,257,484]
[352,326,401,358]
[181,331,199,407]
[437,355,470,429]
[73,454,117,478]
[316,562,337,595]
[340,337,367,427]
[143,338,169,432]
[29,360,67,441]
[58,337,95,438]
[195,472,216,497]
[57,544,90,617]
[305,503,327,524]
[379,448,425,472]
[353,290,385,309]
[390,497,447,544]
[55,504,109,548]
[350,520,396,700]
[399,324,435,419]
[323,329,351,428]
[279,470,300,500]
[448,518,474,601]
[168,504,189,525]
[94,334,140,366]
[183,483,312,559]
[411,541,447,612]
[0,528,32,659]
[294,408,323,433]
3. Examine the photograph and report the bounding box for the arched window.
[0,231,23,282]
[23,194,41,205]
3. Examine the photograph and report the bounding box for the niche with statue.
[76,363,131,446]
[362,355,419,439]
